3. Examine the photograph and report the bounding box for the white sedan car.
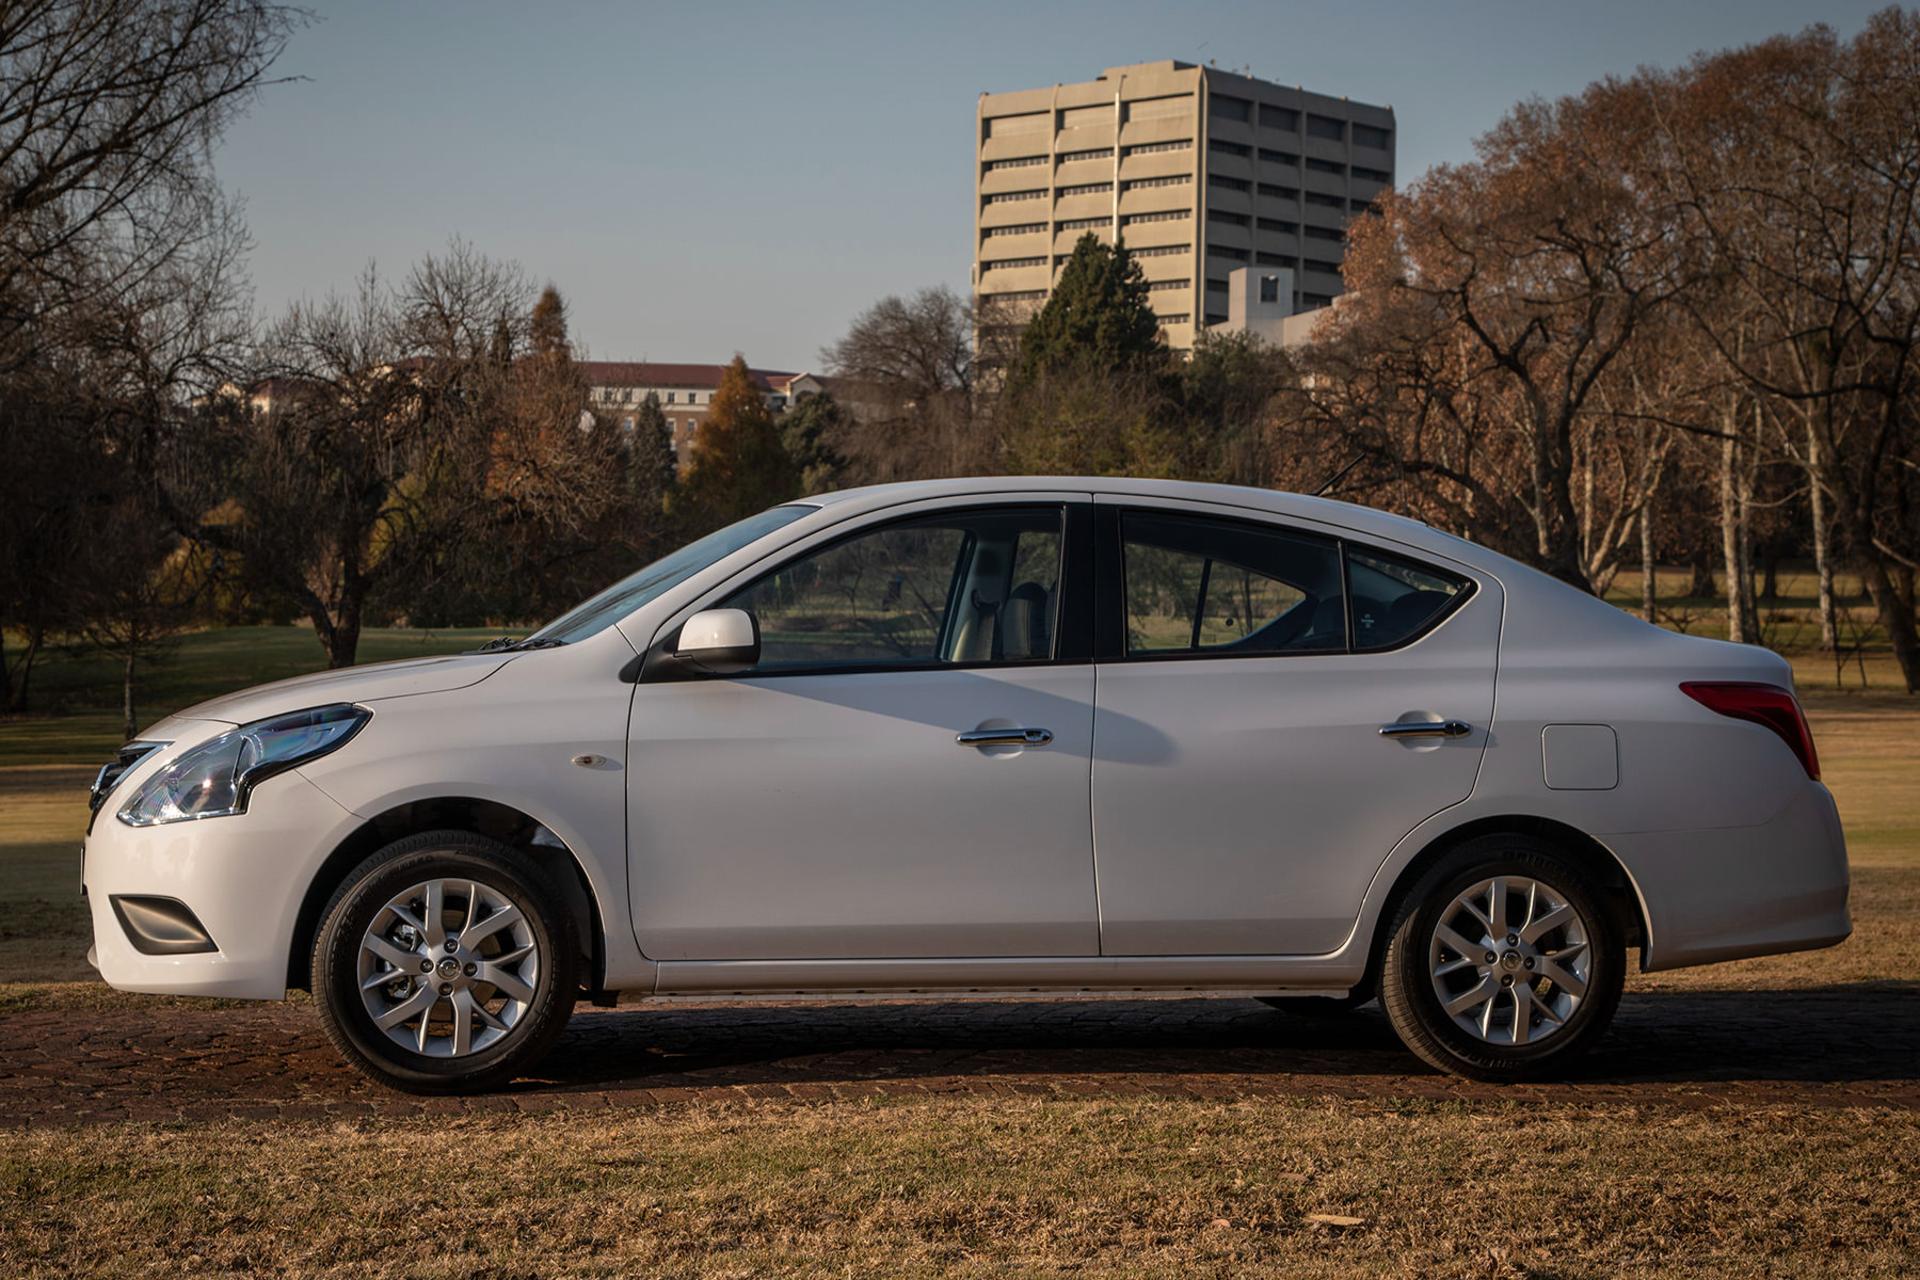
[83,478,1851,1090]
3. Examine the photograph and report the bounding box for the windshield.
[523,505,814,645]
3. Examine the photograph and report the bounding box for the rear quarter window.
[1346,547,1472,650]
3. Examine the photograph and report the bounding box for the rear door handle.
[956,727,1053,747]
[1378,720,1472,739]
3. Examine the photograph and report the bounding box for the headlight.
[117,704,370,827]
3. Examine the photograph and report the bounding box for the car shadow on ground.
[519,984,1920,1096]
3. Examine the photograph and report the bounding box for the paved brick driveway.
[4,986,1916,1127]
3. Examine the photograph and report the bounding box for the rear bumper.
[83,769,363,999]
[1613,782,1852,971]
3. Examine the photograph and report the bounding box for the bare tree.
[0,0,302,365]
[821,286,991,481]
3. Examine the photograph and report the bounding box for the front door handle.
[956,727,1053,748]
[1378,719,1472,739]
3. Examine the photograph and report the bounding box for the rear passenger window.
[1346,547,1470,650]
[1121,513,1345,655]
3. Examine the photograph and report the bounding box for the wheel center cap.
[1500,950,1523,971]
[436,957,460,978]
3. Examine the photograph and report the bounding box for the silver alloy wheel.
[356,878,540,1057]
[1428,875,1592,1047]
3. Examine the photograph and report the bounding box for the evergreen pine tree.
[678,355,800,532]
[779,391,849,495]
[1011,233,1164,388]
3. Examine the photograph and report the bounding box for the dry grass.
[3,1097,1917,1279]
[2,620,1916,1278]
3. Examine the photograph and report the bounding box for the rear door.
[1088,498,1500,955]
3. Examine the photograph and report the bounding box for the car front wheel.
[1379,836,1624,1081]
[311,830,579,1093]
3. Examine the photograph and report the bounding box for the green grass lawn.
[1,624,494,765]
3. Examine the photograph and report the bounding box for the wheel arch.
[286,795,606,995]
[1357,814,1651,996]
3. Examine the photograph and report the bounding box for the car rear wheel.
[1380,835,1624,1081]
[312,830,578,1093]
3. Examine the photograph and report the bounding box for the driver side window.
[720,507,1064,672]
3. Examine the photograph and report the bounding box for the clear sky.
[216,0,1890,372]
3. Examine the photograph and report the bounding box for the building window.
[1208,138,1251,157]
[1353,123,1392,150]
[1260,104,1300,131]
[1211,94,1252,123]
[1205,278,1229,293]
[989,289,1049,301]
[666,392,676,404]
[1305,191,1345,209]
[1257,182,1299,202]
[1123,210,1188,226]
[1303,292,1334,307]
[1255,251,1295,267]
[1122,175,1192,192]
[1304,225,1344,243]
[984,155,1047,172]
[1306,113,1346,142]
[1156,313,1190,325]
[985,256,1046,271]
[1127,94,1193,123]
[1352,165,1392,184]
[1147,278,1187,291]
[1259,147,1300,167]
[1206,210,1250,228]
[1205,312,1228,325]
[1259,275,1281,304]
[1058,216,1107,230]
[1130,243,1190,257]
[1057,182,1113,197]
[1209,244,1250,262]
[1351,197,1380,216]
[1304,258,1342,276]
[1123,139,1191,156]
[985,189,1046,204]
[984,222,1046,238]
[1060,104,1114,130]
[987,111,1048,138]
[1210,174,1251,193]
[1257,217,1299,235]
[1306,157,1346,177]
[1058,147,1115,163]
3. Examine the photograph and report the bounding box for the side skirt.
[644,953,1365,1000]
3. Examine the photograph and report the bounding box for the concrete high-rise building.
[973,60,1395,352]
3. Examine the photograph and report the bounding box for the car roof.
[802,475,1461,561]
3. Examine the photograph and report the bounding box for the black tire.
[1257,990,1374,1016]
[311,830,579,1093]
[1379,835,1624,1081]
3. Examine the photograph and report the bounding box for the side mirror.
[674,608,760,675]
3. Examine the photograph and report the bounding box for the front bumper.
[83,768,362,999]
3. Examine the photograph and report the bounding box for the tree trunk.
[1859,555,1920,694]
[1807,422,1838,650]
[5,625,44,713]
[1720,433,1748,644]
[1686,552,1716,600]
[122,650,137,743]
[1641,506,1658,623]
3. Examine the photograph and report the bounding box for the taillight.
[1680,682,1821,780]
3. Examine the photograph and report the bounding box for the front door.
[626,501,1100,960]
[1089,501,1500,956]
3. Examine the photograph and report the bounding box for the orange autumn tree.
[677,355,800,533]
